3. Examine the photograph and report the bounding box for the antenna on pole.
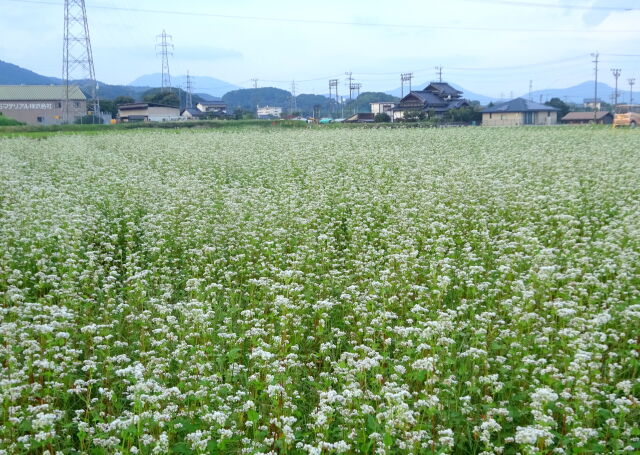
[62,0,99,124]
[435,66,443,83]
[611,68,621,111]
[156,30,173,93]
[185,71,193,109]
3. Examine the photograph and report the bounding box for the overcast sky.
[1,0,639,97]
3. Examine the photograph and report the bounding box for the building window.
[56,102,62,108]
[74,102,80,108]
[547,111,551,117]
[489,113,492,119]
[37,116,44,123]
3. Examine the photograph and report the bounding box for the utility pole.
[251,78,258,89]
[401,73,413,98]
[435,66,443,83]
[591,51,599,121]
[351,82,362,113]
[156,30,173,93]
[629,78,636,105]
[185,71,193,109]
[345,72,354,111]
[290,80,297,114]
[329,79,338,116]
[62,0,99,124]
[611,68,621,110]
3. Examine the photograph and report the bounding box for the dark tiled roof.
[481,98,559,113]
[118,102,179,110]
[562,111,612,121]
[425,82,462,97]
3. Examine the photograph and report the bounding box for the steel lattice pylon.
[156,30,173,93]
[62,0,99,123]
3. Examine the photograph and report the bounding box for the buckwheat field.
[1,127,639,455]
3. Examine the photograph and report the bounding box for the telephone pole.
[156,30,173,93]
[62,0,99,124]
[591,51,599,120]
[435,66,443,83]
[629,78,636,105]
[329,79,338,116]
[401,73,413,98]
[611,69,621,110]
[352,82,362,113]
[611,68,621,112]
[290,80,297,114]
[345,72,354,108]
[185,71,193,109]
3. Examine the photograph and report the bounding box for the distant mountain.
[385,81,496,105]
[524,81,630,105]
[0,60,58,85]
[130,73,239,98]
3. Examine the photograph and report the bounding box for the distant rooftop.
[0,85,86,101]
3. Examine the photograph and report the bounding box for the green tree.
[545,98,569,118]
[374,113,391,123]
[114,95,135,106]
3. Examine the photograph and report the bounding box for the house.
[344,113,375,123]
[561,111,613,125]
[118,103,180,122]
[370,102,395,116]
[583,98,603,111]
[393,82,469,121]
[196,101,227,114]
[257,105,282,119]
[181,108,206,120]
[0,85,86,125]
[481,98,559,126]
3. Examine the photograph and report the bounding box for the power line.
[8,0,639,33]
[458,0,639,12]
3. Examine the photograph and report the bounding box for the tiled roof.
[482,98,559,113]
[0,85,86,101]
[562,111,612,121]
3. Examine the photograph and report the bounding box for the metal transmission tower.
[629,78,636,105]
[185,71,193,109]
[611,69,621,110]
[400,73,413,98]
[156,30,173,93]
[251,78,258,89]
[435,66,443,83]
[62,0,99,123]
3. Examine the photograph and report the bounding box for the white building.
[196,101,227,114]
[118,103,181,122]
[257,105,282,119]
[370,102,395,116]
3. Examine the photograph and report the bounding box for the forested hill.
[0,60,58,85]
